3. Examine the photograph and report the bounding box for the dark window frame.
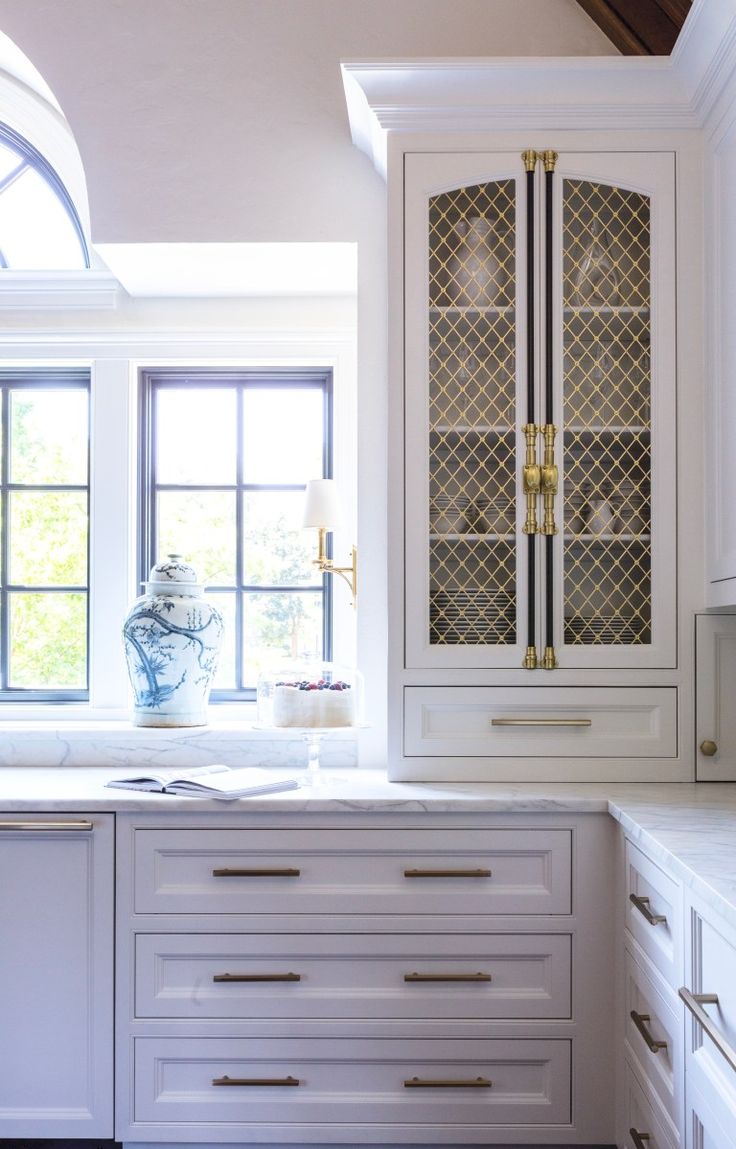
[0,371,91,701]
[138,368,334,702]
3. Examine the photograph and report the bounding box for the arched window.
[0,123,89,269]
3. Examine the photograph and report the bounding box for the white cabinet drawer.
[132,828,572,915]
[133,1036,571,1130]
[404,687,677,758]
[686,1078,736,1149]
[134,932,572,1020]
[682,906,736,1113]
[626,839,683,988]
[624,1063,678,1149]
[625,948,683,1134]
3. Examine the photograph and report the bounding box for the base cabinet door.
[0,813,114,1137]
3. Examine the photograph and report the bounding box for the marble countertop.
[1,766,735,930]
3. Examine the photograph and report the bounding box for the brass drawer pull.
[212,867,301,877]
[0,820,93,831]
[213,972,301,983]
[629,893,667,927]
[404,1076,492,1088]
[212,1075,299,1087]
[404,972,491,982]
[630,1128,651,1149]
[404,868,492,878]
[491,717,591,727]
[678,987,736,1074]
[630,1010,668,1053]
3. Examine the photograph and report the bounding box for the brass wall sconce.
[303,479,357,607]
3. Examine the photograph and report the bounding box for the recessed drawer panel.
[404,686,677,758]
[683,907,736,1114]
[686,1077,736,1149]
[625,949,683,1135]
[626,839,682,988]
[132,828,572,915]
[135,932,572,1020]
[133,1037,571,1128]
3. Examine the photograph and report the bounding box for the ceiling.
[575,0,692,54]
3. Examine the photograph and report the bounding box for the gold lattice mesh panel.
[427,182,517,646]
[562,180,651,646]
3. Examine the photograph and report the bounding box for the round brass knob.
[700,740,718,757]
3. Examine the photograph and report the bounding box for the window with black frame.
[0,373,90,699]
[139,370,333,701]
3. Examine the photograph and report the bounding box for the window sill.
[0,718,358,770]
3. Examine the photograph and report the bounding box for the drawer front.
[626,839,682,988]
[133,828,572,915]
[135,932,572,1020]
[625,949,683,1133]
[404,686,677,758]
[683,907,736,1113]
[686,1078,736,1149]
[624,1063,678,1149]
[133,1037,571,1127]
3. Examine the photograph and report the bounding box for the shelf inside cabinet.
[564,534,651,545]
[431,425,515,437]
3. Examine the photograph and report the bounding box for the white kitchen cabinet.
[115,809,616,1145]
[0,813,114,1138]
[695,614,736,781]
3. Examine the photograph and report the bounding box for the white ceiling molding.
[0,270,118,309]
[342,0,736,175]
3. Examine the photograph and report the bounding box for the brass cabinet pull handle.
[213,972,301,983]
[404,1076,492,1088]
[403,868,491,878]
[212,1075,299,1087]
[491,717,591,727]
[700,739,718,757]
[404,971,491,982]
[630,1010,667,1053]
[630,1129,651,1149]
[679,987,736,1074]
[212,868,301,877]
[0,820,93,831]
[629,893,667,926]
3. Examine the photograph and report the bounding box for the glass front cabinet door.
[404,151,676,672]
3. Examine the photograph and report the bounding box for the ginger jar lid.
[145,554,203,597]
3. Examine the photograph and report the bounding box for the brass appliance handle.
[630,1129,651,1149]
[0,820,93,831]
[491,717,591,727]
[212,1075,299,1087]
[629,893,667,927]
[213,972,301,983]
[404,1076,492,1088]
[212,867,301,877]
[403,868,491,878]
[404,972,491,983]
[630,1010,667,1053]
[678,988,736,1074]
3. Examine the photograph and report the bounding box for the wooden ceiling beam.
[576,0,691,55]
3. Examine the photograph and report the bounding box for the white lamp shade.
[303,478,343,529]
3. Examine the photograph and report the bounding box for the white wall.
[0,0,615,765]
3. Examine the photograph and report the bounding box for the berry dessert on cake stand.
[257,663,361,786]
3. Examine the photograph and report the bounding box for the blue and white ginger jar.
[123,555,224,727]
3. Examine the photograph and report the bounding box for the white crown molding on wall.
[342,0,736,175]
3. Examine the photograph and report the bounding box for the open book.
[105,763,301,800]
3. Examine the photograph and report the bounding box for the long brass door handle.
[679,987,736,1074]
[0,820,93,831]
[491,717,591,727]
[404,972,491,983]
[403,868,491,878]
[630,1129,651,1149]
[212,1075,299,1086]
[212,868,301,877]
[404,1076,492,1088]
[213,972,301,983]
[629,893,667,926]
[630,1010,668,1053]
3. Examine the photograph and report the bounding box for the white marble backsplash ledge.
[0,721,358,770]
